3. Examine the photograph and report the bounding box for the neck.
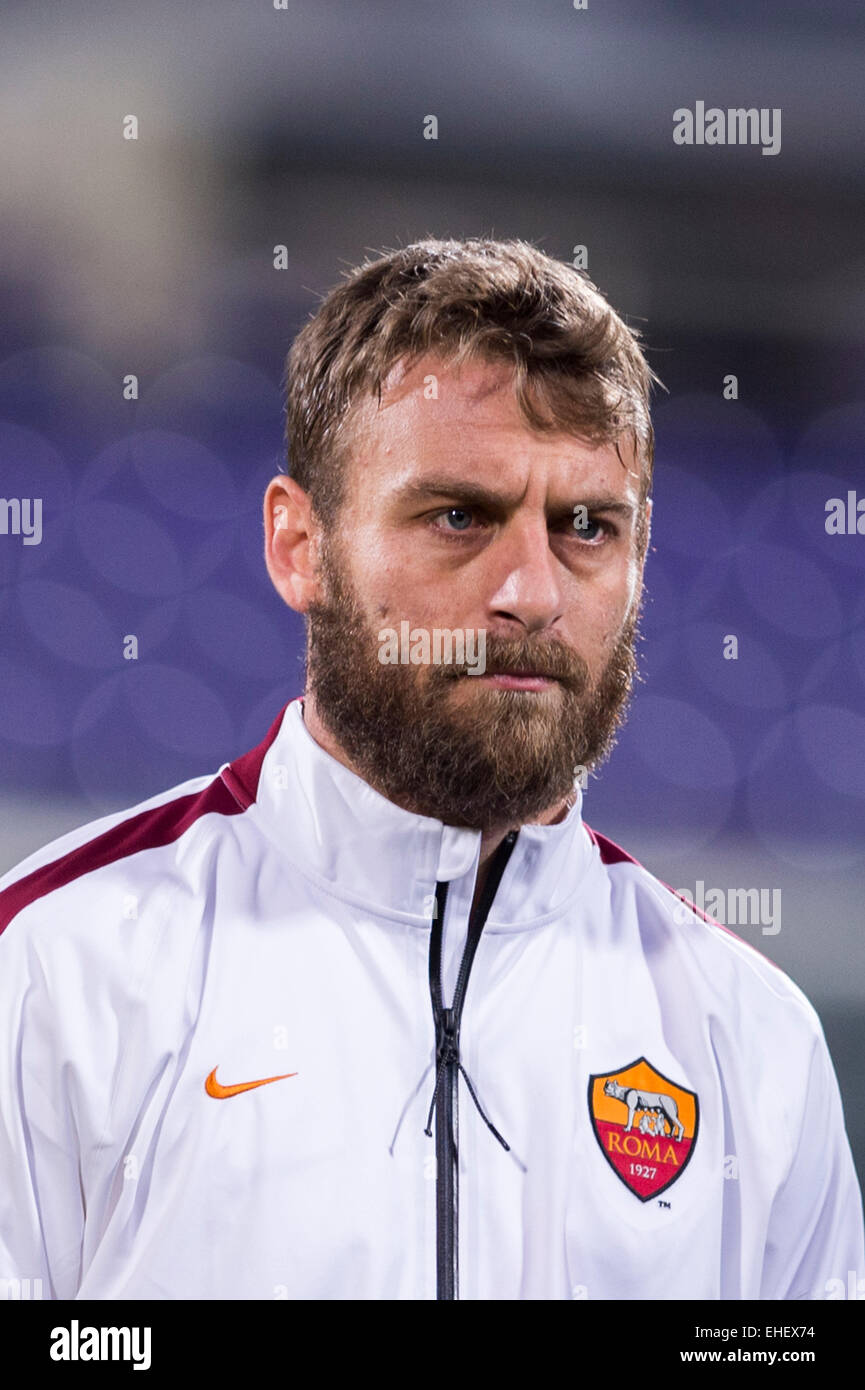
[301,692,573,910]
[473,798,572,910]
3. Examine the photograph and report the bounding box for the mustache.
[440,635,591,689]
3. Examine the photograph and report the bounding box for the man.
[0,238,862,1300]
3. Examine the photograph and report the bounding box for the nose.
[485,516,564,635]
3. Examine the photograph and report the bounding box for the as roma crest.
[588,1057,699,1201]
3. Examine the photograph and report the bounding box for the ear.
[263,475,322,614]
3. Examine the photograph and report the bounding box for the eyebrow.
[396,479,636,519]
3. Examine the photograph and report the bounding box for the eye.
[570,513,609,544]
[435,507,476,533]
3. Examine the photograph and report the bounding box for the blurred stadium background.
[1,0,864,1197]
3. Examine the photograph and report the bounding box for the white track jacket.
[1,698,862,1300]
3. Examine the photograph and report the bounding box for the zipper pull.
[438,1007,458,1065]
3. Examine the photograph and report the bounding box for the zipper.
[425,830,518,1300]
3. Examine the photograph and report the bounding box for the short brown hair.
[283,237,661,524]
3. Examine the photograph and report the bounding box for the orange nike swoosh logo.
[204,1066,298,1099]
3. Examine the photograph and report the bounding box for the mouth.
[474,672,559,692]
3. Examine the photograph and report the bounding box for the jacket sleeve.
[759,1021,865,1301]
[0,907,86,1300]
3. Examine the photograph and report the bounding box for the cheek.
[339,534,407,622]
[582,580,637,657]
[371,564,470,628]
[602,553,642,621]
[624,553,643,605]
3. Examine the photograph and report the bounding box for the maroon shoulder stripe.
[217,703,288,810]
[0,703,288,936]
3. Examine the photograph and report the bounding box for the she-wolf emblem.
[603,1078,685,1142]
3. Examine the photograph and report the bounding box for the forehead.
[341,352,641,500]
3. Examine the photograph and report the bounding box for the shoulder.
[0,704,287,951]
[0,780,243,1018]
[583,823,825,1046]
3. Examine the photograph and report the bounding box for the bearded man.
[0,238,861,1301]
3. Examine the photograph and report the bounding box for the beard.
[304,539,641,832]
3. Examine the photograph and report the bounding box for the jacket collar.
[224,698,595,930]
